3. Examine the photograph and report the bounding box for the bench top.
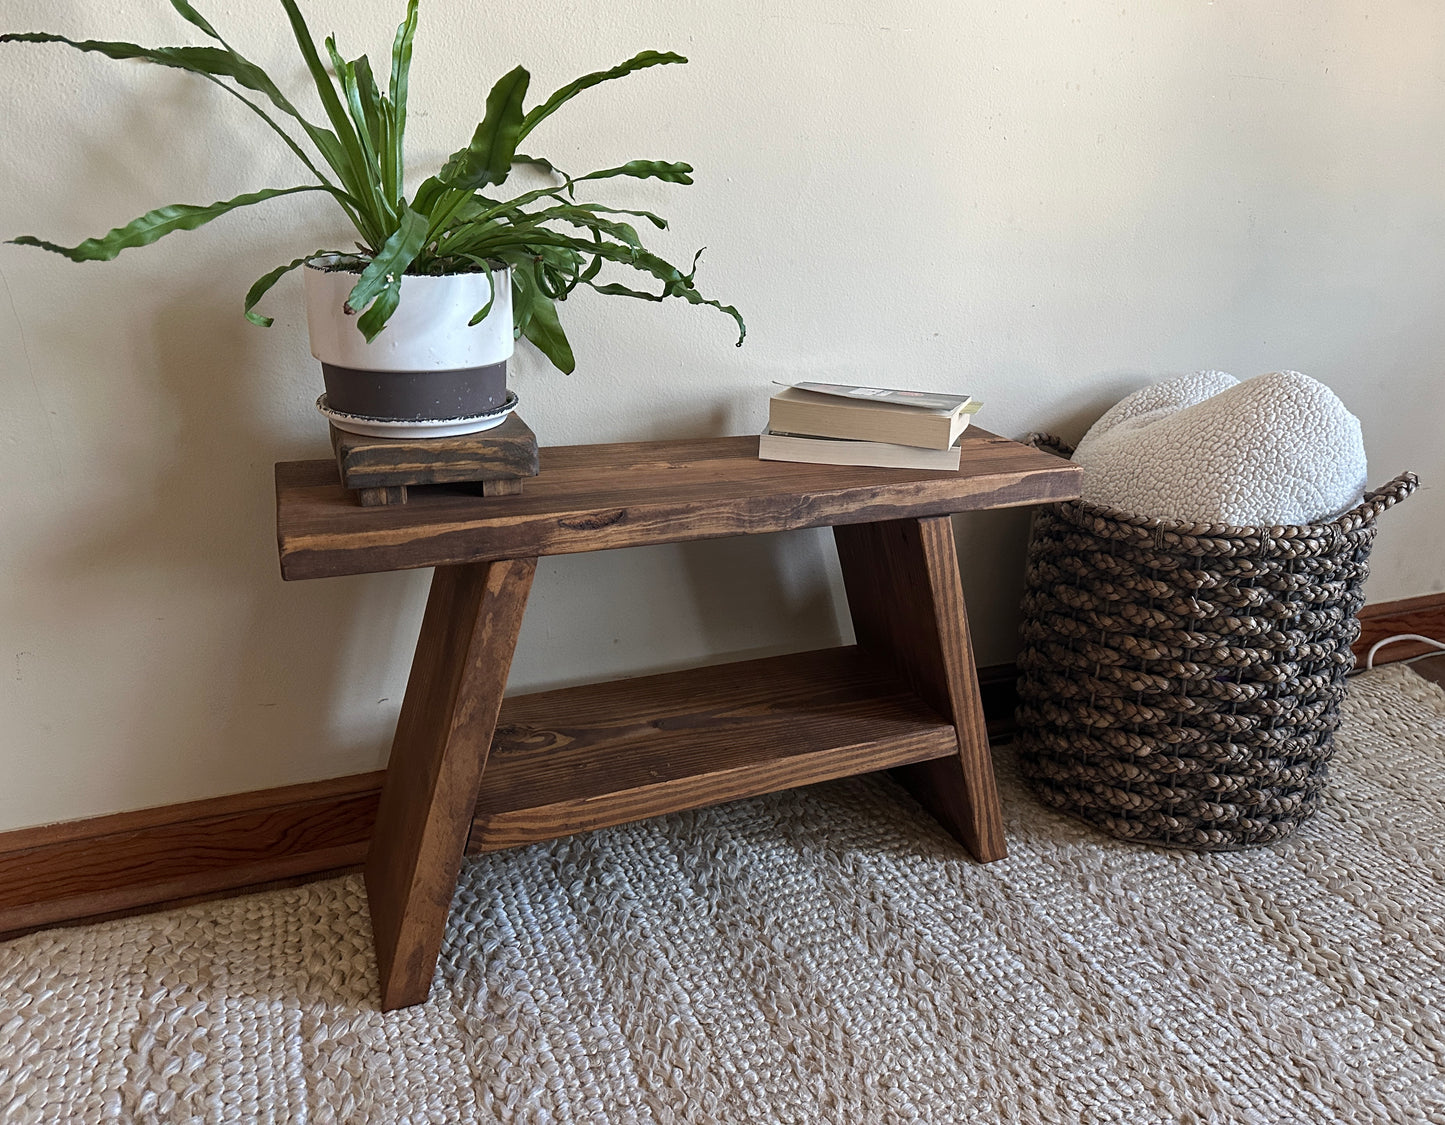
[274,430,1081,580]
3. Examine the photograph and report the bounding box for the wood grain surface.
[471,647,957,851]
[835,517,1007,862]
[330,413,539,489]
[364,557,536,1010]
[0,773,383,937]
[358,485,408,507]
[277,430,1082,579]
[274,429,1079,1008]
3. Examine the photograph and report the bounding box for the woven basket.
[1014,434,1416,851]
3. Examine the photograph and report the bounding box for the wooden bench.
[274,429,1081,1009]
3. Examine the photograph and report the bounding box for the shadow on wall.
[672,528,853,663]
[0,55,429,812]
[10,286,417,811]
[504,532,853,694]
[950,506,1040,669]
[497,385,856,692]
[8,281,854,811]
[654,395,855,674]
[1037,372,1153,449]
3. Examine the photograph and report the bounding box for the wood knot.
[558,509,627,531]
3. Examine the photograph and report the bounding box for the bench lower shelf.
[469,646,958,853]
[358,511,1016,1010]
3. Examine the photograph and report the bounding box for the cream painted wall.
[1,0,1441,832]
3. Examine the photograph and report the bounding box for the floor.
[1402,653,1445,688]
[4,663,1441,1123]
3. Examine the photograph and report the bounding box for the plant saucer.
[317,390,518,439]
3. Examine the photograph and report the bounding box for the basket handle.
[1026,432,1075,460]
[1336,471,1418,529]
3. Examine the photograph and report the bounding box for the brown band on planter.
[321,361,509,421]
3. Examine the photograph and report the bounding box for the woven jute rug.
[2,664,1443,1124]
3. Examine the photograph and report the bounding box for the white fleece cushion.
[1072,370,1367,526]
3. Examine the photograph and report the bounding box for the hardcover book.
[768,383,979,450]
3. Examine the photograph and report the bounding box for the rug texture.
[2,663,1443,1124]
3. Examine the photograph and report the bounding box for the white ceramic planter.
[303,255,515,436]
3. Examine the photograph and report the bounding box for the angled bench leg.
[365,557,537,1010]
[833,517,1007,862]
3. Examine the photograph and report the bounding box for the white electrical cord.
[1362,632,1445,672]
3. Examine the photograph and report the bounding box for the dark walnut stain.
[557,509,627,532]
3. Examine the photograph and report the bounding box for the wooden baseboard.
[0,668,1027,941]
[5,591,1438,941]
[0,772,383,939]
[1353,592,1445,665]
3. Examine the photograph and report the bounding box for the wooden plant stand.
[329,413,539,506]
[274,430,1081,1010]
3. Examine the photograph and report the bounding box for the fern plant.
[1,0,744,374]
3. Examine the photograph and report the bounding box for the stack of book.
[758,381,982,469]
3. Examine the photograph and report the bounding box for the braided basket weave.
[1015,434,1416,851]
